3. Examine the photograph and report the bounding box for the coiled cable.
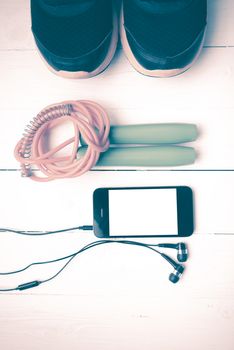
[14,100,110,182]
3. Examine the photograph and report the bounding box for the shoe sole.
[120,6,205,78]
[36,5,119,79]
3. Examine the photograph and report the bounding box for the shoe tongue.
[138,0,192,14]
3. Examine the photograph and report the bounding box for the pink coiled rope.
[14,100,110,182]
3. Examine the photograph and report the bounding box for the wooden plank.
[0,47,234,169]
[0,171,233,234]
[206,0,234,47]
[1,234,234,298]
[0,2,233,350]
[1,296,234,350]
[0,235,234,349]
[0,0,32,50]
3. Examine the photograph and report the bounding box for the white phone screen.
[108,188,178,236]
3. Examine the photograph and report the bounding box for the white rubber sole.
[37,7,119,79]
[120,6,206,78]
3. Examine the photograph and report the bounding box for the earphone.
[157,243,188,262]
[160,253,185,283]
[0,240,188,292]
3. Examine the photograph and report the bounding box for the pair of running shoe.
[31,0,207,78]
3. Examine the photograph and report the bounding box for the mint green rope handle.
[81,123,198,145]
[78,146,196,167]
[108,124,198,144]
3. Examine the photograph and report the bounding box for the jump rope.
[1,100,196,291]
[14,100,198,181]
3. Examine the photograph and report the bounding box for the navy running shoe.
[31,0,118,78]
[120,0,207,77]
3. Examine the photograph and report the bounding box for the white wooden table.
[0,1,234,349]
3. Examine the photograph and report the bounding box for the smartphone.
[93,186,194,238]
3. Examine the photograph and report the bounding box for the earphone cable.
[39,240,164,285]
[0,287,18,292]
[0,225,93,236]
[0,240,167,291]
[0,240,106,276]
